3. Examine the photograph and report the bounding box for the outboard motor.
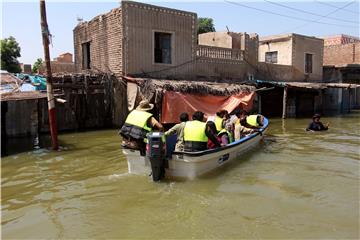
[146,132,166,181]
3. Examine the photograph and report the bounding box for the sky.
[1,0,359,65]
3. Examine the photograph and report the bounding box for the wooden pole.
[40,0,58,150]
[258,94,262,114]
[282,87,287,119]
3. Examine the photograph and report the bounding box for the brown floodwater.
[2,112,359,239]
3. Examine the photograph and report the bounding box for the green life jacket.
[183,120,208,152]
[215,116,224,132]
[218,129,234,143]
[184,120,208,142]
[246,115,260,128]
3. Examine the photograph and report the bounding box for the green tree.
[197,17,216,35]
[1,36,21,73]
[32,58,43,73]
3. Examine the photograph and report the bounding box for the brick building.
[323,34,359,46]
[257,33,324,82]
[323,34,360,66]
[39,52,75,74]
[73,1,257,81]
[54,52,73,63]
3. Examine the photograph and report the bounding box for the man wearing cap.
[120,100,163,155]
[306,114,329,131]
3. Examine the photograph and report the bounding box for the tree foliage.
[32,58,43,73]
[197,17,216,35]
[1,36,21,73]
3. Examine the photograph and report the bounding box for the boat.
[122,117,269,180]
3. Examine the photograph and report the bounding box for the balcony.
[196,45,244,61]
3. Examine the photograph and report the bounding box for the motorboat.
[122,117,269,180]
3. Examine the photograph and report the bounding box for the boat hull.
[122,118,268,179]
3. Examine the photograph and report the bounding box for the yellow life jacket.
[218,129,234,143]
[120,110,153,141]
[125,110,153,131]
[246,115,259,128]
[184,120,208,142]
[215,115,224,132]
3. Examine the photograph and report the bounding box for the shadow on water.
[3,134,52,156]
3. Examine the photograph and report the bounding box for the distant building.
[20,63,32,74]
[198,31,259,71]
[53,52,73,63]
[322,34,360,111]
[323,34,360,66]
[258,33,324,82]
[40,52,75,74]
[323,34,360,46]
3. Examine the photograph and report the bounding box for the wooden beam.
[282,87,288,119]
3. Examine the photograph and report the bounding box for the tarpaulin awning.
[161,91,255,123]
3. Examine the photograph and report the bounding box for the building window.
[82,42,91,69]
[265,51,278,63]
[305,53,313,74]
[154,32,172,64]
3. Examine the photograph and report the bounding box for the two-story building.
[257,33,324,82]
[73,1,257,82]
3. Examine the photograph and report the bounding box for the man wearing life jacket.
[234,109,255,140]
[215,110,228,132]
[245,114,264,128]
[120,100,163,155]
[184,111,214,152]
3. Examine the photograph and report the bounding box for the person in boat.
[240,113,264,129]
[218,122,234,145]
[120,100,163,155]
[235,110,257,140]
[165,112,189,151]
[206,121,222,149]
[184,111,219,152]
[208,109,227,132]
[306,114,329,131]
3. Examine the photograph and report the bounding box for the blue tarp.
[16,74,47,91]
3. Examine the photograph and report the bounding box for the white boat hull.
[122,118,269,180]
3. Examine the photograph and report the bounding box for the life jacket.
[183,120,208,151]
[246,115,260,128]
[218,129,234,143]
[120,110,153,141]
[215,115,224,132]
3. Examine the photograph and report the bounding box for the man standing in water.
[306,114,329,131]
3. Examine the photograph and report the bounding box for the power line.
[224,0,358,28]
[264,0,358,24]
[314,0,359,15]
[280,1,358,34]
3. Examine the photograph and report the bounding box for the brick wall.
[324,35,360,46]
[323,42,360,66]
[73,8,122,77]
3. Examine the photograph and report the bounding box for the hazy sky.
[1,0,359,65]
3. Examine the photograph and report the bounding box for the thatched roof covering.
[256,79,360,90]
[125,77,255,97]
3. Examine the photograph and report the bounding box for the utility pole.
[40,0,58,150]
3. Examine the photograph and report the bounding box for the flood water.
[2,112,359,239]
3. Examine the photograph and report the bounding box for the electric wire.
[280,1,358,34]
[224,0,358,28]
[264,0,358,24]
[314,0,360,15]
